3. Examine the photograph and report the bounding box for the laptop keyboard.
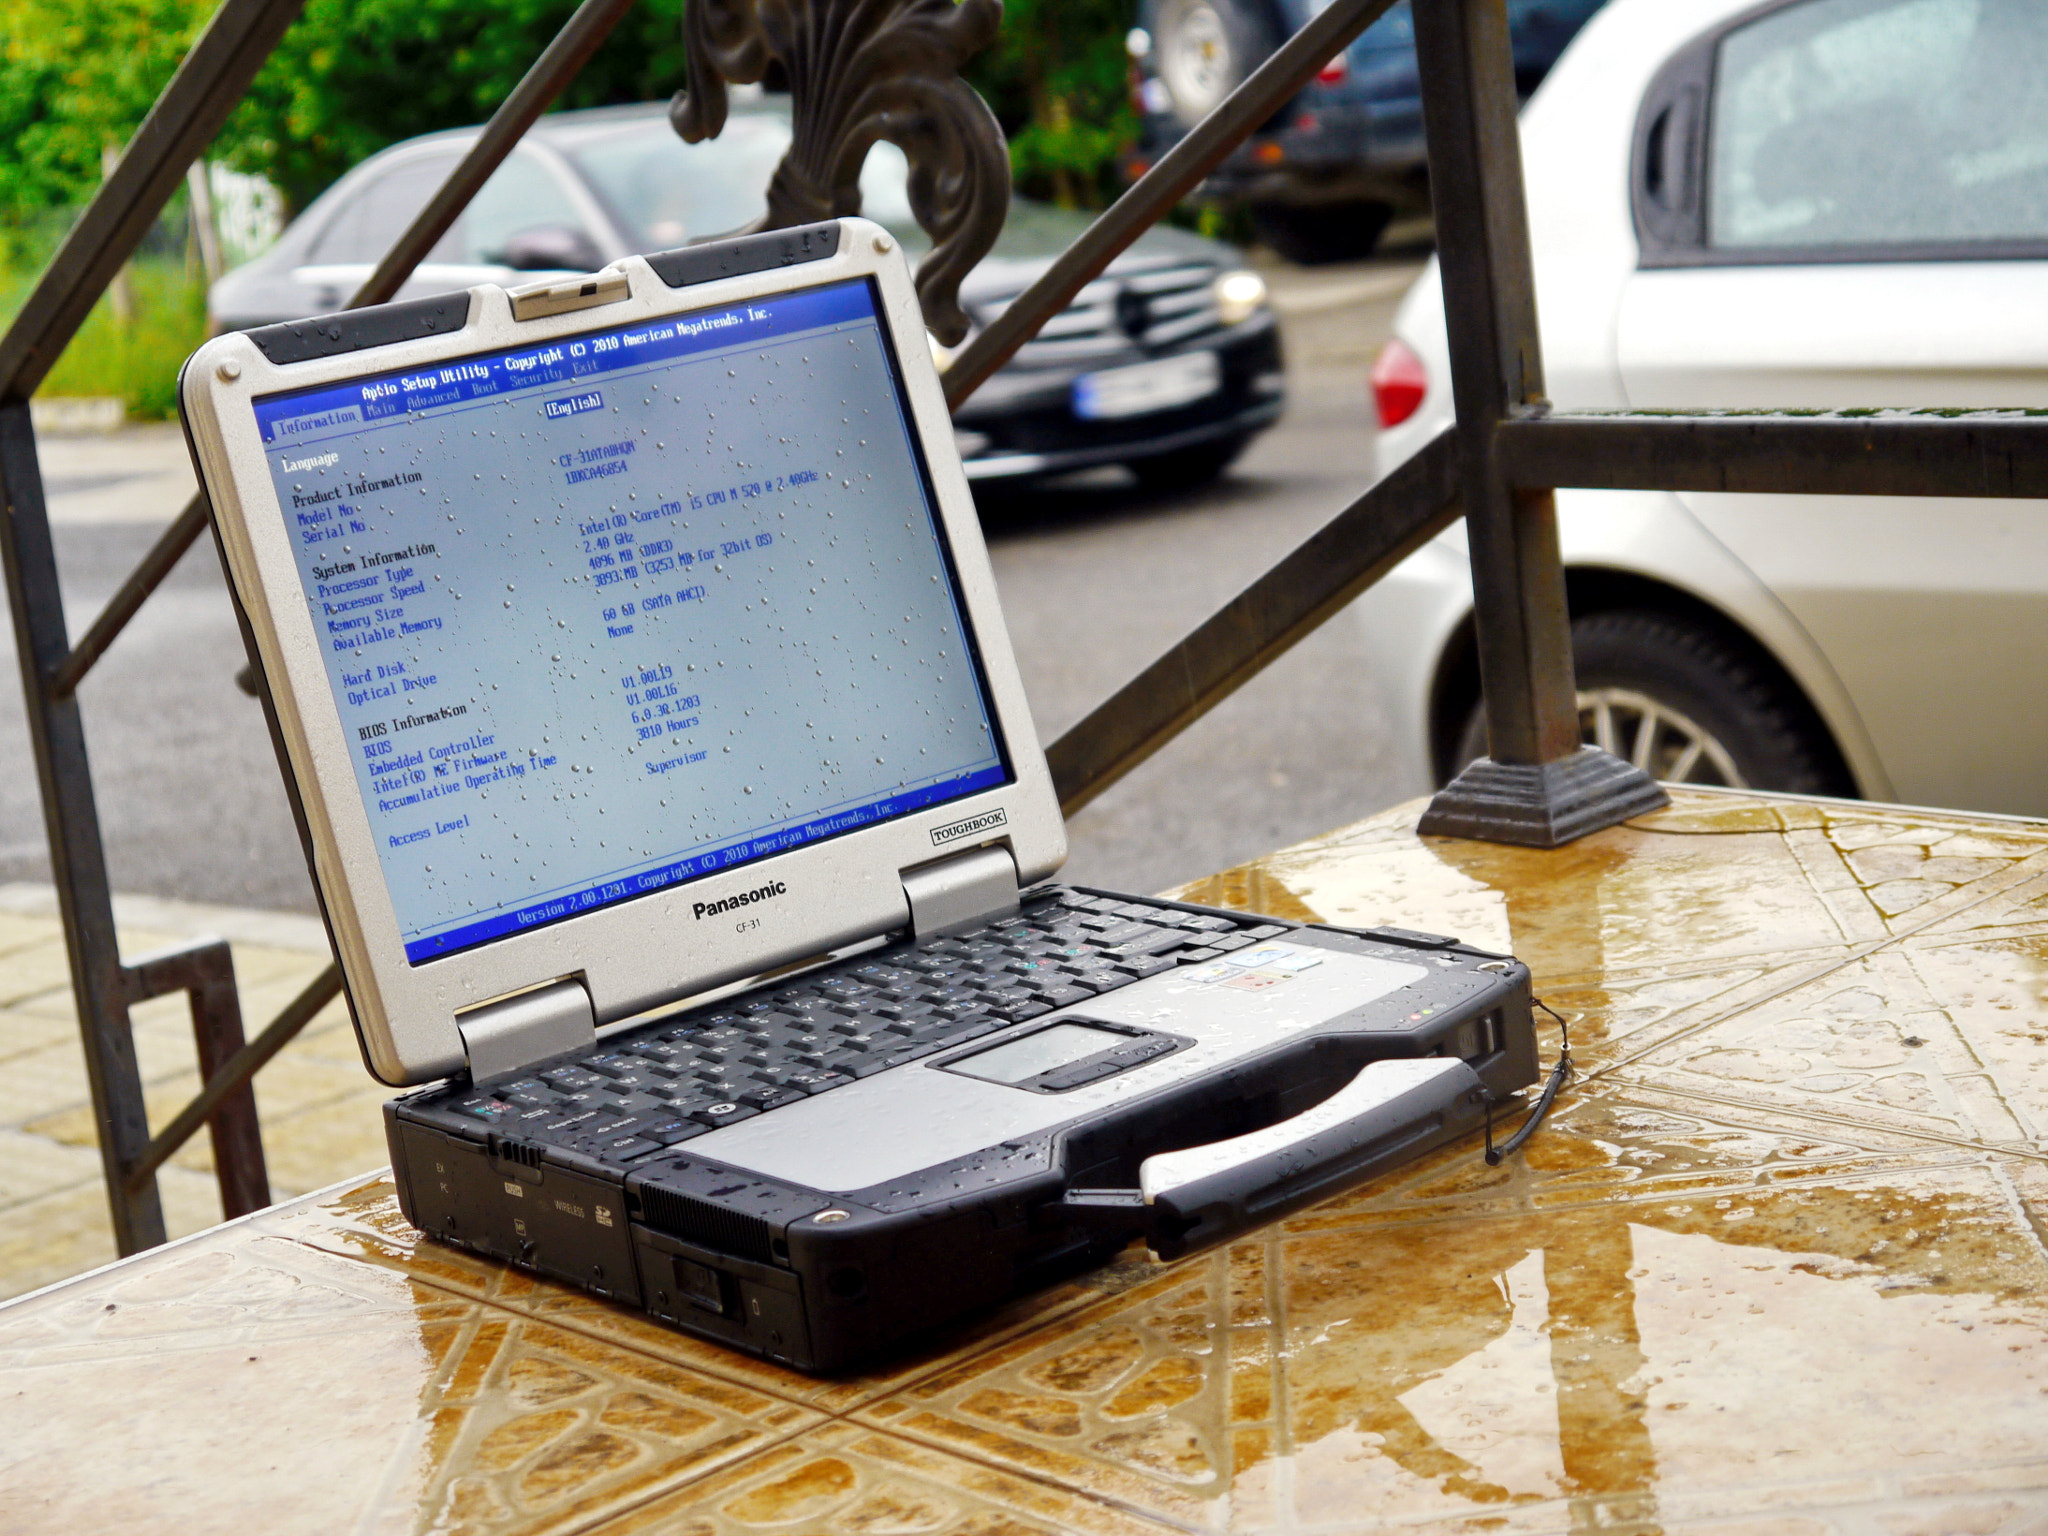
[434,888,1286,1166]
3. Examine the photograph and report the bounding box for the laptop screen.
[249,277,1010,963]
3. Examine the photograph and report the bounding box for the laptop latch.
[456,978,597,1081]
[900,844,1020,938]
[508,270,631,321]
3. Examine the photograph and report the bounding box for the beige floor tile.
[9,984,76,1023]
[0,1003,80,1064]
[254,1091,392,1197]
[129,1017,203,1082]
[0,911,61,958]
[291,1017,374,1067]
[2,1039,91,1128]
[223,942,334,987]
[0,941,77,1007]
[0,1129,107,1209]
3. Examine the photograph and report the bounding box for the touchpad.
[941,1018,1183,1093]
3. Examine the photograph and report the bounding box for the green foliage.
[0,0,692,217]
[965,0,1138,208]
[214,0,692,212]
[0,0,209,218]
[0,255,208,417]
[0,0,1135,220]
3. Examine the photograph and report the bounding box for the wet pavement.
[5,786,2045,1533]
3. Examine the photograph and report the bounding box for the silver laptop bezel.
[182,219,1065,1085]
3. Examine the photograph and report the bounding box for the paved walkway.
[0,882,388,1299]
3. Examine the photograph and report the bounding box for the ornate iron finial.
[671,0,1010,346]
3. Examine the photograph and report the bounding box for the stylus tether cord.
[1483,999,1573,1166]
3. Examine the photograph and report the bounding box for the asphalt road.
[0,255,1430,913]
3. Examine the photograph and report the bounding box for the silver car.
[1364,0,2048,817]
[210,100,1286,489]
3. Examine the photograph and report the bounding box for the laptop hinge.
[456,978,597,1081]
[901,844,1020,938]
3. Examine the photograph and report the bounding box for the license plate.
[1072,351,1221,420]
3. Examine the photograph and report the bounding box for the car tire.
[1127,434,1250,492]
[1451,610,1850,795]
[1249,201,1393,265]
[1154,0,1276,128]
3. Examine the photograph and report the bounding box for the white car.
[1362,0,2048,817]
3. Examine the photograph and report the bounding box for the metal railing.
[5,0,2040,1252]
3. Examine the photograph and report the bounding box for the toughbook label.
[931,808,1008,847]
[693,880,787,920]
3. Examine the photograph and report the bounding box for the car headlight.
[1213,269,1268,326]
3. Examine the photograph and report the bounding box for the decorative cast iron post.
[672,0,1013,345]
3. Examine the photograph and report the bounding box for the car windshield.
[564,113,919,250]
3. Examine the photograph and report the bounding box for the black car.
[1131,0,1608,262]
[209,99,1285,488]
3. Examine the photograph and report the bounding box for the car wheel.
[1451,610,1850,795]
[1155,0,1274,127]
[1249,201,1393,266]
[1127,434,1250,492]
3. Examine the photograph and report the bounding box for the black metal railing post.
[1409,0,1667,843]
[0,401,167,1249]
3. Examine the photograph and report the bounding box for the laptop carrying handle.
[1117,1057,1486,1259]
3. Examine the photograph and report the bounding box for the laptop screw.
[812,1209,851,1223]
[216,359,241,382]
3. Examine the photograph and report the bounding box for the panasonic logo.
[693,880,787,920]
[931,808,1008,846]
[280,451,339,472]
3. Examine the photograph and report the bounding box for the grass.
[0,256,210,421]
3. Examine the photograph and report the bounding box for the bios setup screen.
[251,278,1008,962]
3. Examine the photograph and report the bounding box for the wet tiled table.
[6,788,2048,1534]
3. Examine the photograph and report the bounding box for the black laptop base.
[388,886,1535,1373]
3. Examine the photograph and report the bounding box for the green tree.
[965,0,1137,208]
[0,0,1135,220]
[0,0,208,219]
[215,0,691,213]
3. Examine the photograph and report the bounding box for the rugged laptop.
[181,218,1539,1372]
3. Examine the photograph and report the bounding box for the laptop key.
[643,1119,708,1145]
[539,1066,603,1093]
[1107,929,1187,958]
[687,1101,759,1128]
[786,1069,853,1094]
[735,1085,805,1111]
[992,997,1054,1023]
[1115,954,1178,979]
[1033,984,1094,1008]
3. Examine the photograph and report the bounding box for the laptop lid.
[182,219,1065,1086]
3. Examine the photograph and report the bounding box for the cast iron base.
[1417,746,1669,848]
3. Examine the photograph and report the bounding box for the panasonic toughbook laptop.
[180,218,1540,1372]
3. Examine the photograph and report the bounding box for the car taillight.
[1371,336,1428,428]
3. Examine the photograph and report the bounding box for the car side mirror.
[500,225,605,273]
